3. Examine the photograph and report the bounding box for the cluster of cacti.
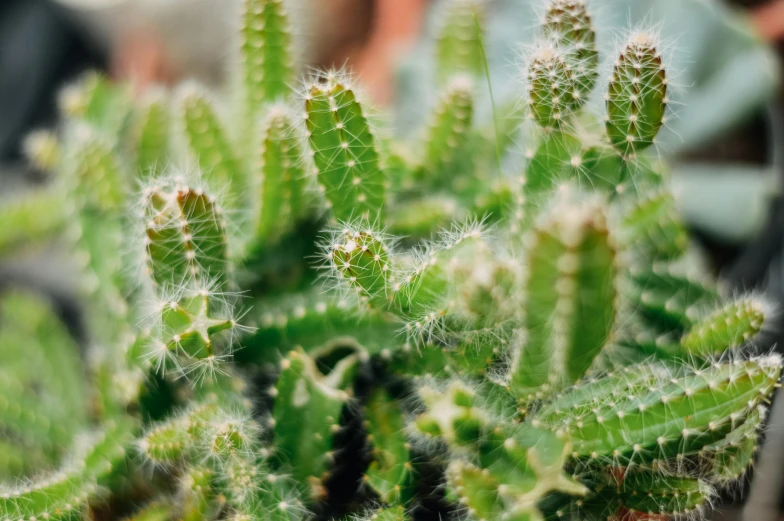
[0,1,780,521]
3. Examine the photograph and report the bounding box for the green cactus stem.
[134,91,171,178]
[363,387,414,503]
[526,44,578,130]
[305,73,385,222]
[680,297,768,357]
[620,192,688,260]
[542,0,599,108]
[142,177,230,290]
[242,0,294,110]
[435,0,485,83]
[181,88,245,200]
[606,32,668,156]
[419,76,475,184]
[509,194,617,402]
[272,348,357,499]
[535,356,781,466]
[254,107,308,245]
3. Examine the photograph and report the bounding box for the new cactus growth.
[0,1,779,521]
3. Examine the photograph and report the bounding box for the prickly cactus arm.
[0,188,65,255]
[0,423,131,521]
[181,89,245,199]
[0,292,88,453]
[138,402,219,464]
[363,387,414,504]
[239,293,399,364]
[70,133,126,211]
[255,108,288,243]
[255,107,308,245]
[606,32,667,156]
[135,93,170,179]
[509,197,617,402]
[305,75,385,222]
[620,192,688,260]
[435,0,485,83]
[0,365,75,464]
[702,405,765,482]
[535,356,782,465]
[327,224,393,306]
[203,412,260,460]
[617,471,709,517]
[180,466,217,521]
[445,461,508,521]
[542,0,599,107]
[143,180,230,289]
[420,77,474,183]
[242,0,294,109]
[526,45,577,130]
[272,348,355,499]
[680,297,768,357]
[628,264,720,334]
[227,481,303,521]
[139,417,191,464]
[392,223,485,319]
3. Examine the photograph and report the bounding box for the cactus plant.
[0,2,779,521]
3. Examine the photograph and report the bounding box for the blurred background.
[1,0,784,519]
